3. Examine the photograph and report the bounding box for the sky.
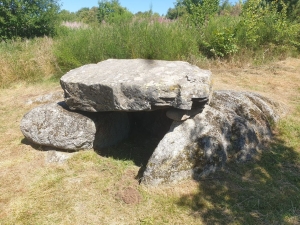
[61,0,238,16]
[60,0,187,16]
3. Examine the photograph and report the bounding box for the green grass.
[176,134,300,224]
[54,20,200,74]
[1,14,299,87]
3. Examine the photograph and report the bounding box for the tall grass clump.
[54,18,200,73]
[0,37,57,87]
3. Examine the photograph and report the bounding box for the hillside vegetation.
[0,0,300,87]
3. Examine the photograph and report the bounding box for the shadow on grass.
[21,138,77,153]
[21,129,160,167]
[177,136,300,224]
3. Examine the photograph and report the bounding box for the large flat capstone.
[60,59,211,112]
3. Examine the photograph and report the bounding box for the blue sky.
[61,0,239,16]
[60,0,177,15]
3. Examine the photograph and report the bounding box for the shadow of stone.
[177,136,300,224]
[21,138,76,153]
[94,127,162,168]
[21,138,40,149]
[21,109,172,165]
[94,110,173,167]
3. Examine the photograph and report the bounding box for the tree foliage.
[165,6,187,19]
[263,0,300,20]
[77,7,98,24]
[167,0,219,25]
[58,9,77,22]
[0,0,60,40]
[98,0,132,24]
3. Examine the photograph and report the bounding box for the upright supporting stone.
[141,91,281,186]
[20,102,130,150]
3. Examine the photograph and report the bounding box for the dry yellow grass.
[0,58,299,224]
[211,58,300,112]
[0,37,57,87]
[0,82,203,225]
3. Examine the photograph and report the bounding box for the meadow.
[0,13,299,224]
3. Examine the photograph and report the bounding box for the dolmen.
[20,59,281,186]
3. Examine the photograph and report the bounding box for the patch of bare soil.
[116,186,142,205]
[114,169,142,205]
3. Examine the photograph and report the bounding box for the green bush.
[1,0,300,87]
[235,0,298,49]
[176,0,219,26]
[199,16,239,58]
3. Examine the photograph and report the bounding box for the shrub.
[235,0,298,49]
[199,16,239,58]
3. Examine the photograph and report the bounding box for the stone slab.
[60,59,211,112]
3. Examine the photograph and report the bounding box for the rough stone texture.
[166,107,205,121]
[60,59,211,112]
[25,91,64,105]
[46,150,77,164]
[20,102,130,150]
[141,90,280,186]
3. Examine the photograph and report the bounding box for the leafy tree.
[265,0,300,21]
[219,1,242,16]
[219,0,232,14]
[236,0,297,48]
[135,10,160,19]
[291,1,300,22]
[135,11,151,18]
[0,0,60,40]
[176,0,220,25]
[58,9,77,22]
[98,0,132,24]
[165,6,187,19]
[77,7,99,24]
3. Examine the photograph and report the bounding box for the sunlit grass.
[0,37,58,88]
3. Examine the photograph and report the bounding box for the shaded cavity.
[94,109,173,167]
